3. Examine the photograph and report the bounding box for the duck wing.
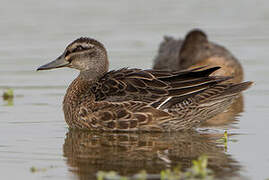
[91,67,230,108]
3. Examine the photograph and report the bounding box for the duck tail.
[193,81,253,127]
[217,81,253,97]
[196,81,253,102]
[161,81,253,131]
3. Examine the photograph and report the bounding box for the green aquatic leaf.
[97,171,129,180]
[187,155,213,179]
[30,166,38,173]
[4,99,14,106]
[97,171,105,180]
[30,165,56,173]
[216,131,229,151]
[3,88,14,100]
[96,155,213,180]
[135,170,147,180]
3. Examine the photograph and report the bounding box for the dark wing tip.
[233,81,254,91]
[213,76,233,83]
[221,81,253,96]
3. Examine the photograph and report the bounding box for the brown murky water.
[0,0,268,179]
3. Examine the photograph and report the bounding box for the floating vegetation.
[217,131,228,143]
[30,166,46,173]
[97,171,127,180]
[216,131,238,151]
[185,155,213,179]
[97,155,213,180]
[30,165,56,173]
[160,166,182,180]
[2,88,14,100]
[4,98,14,106]
[217,131,228,150]
[2,88,14,106]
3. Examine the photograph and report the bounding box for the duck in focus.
[37,37,252,132]
[153,29,244,83]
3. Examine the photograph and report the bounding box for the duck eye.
[65,45,86,57]
[76,45,83,51]
[74,45,85,52]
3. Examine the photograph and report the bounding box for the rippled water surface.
[0,0,268,179]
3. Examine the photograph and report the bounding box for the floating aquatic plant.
[216,131,228,151]
[4,98,14,106]
[185,155,213,179]
[216,131,238,152]
[30,165,56,173]
[2,88,14,100]
[30,166,47,173]
[96,155,213,180]
[97,171,128,180]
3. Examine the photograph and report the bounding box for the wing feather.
[91,67,229,106]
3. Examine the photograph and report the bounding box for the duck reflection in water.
[63,130,240,179]
[153,29,246,127]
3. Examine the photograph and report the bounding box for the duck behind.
[153,29,243,83]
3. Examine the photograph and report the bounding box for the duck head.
[37,37,109,79]
[179,29,209,69]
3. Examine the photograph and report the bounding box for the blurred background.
[0,0,268,179]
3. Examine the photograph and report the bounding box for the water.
[0,0,268,179]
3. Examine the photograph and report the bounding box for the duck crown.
[65,37,106,55]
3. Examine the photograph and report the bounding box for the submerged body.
[37,37,252,131]
[153,29,244,83]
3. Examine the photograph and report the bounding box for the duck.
[153,29,244,83]
[37,37,252,132]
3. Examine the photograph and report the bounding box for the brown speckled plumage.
[38,37,252,131]
[153,29,244,83]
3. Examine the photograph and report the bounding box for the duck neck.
[63,68,107,108]
[63,75,94,126]
[62,66,108,126]
[79,68,107,81]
